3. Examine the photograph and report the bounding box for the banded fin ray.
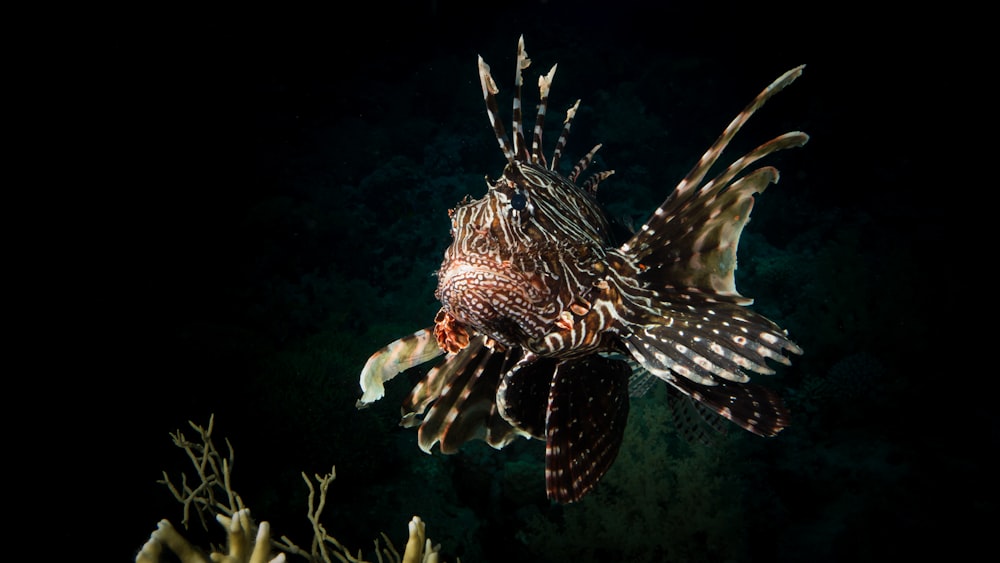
[402,335,525,453]
[478,55,514,164]
[530,62,558,166]
[512,34,530,162]
[621,66,807,303]
[623,304,801,385]
[569,143,614,194]
[549,99,580,172]
[662,369,789,437]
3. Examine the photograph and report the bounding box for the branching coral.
[136,415,449,563]
[137,509,283,563]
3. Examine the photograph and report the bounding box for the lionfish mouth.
[436,254,549,342]
[436,258,506,325]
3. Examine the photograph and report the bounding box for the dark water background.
[40,2,978,561]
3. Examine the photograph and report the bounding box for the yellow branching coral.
[136,509,284,563]
[136,415,451,563]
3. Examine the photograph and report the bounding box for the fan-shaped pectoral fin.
[544,355,631,503]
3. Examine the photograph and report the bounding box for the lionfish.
[357,36,806,503]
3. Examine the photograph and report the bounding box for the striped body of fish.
[357,36,806,503]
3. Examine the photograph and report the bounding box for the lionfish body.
[358,37,807,503]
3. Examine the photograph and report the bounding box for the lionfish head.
[434,36,614,353]
[435,161,610,349]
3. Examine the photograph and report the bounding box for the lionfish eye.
[510,191,527,211]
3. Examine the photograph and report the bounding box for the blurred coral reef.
[136,416,450,563]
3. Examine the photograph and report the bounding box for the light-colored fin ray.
[357,327,444,406]
[698,131,809,209]
[478,56,515,164]
[569,143,602,183]
[582,170,615,195]
[531,63,558,166]
[550,99,581,172]
[668,65,804,205]
[622,65,805,257]
[512,35,531,161]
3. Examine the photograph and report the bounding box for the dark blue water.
[82,3,973,561]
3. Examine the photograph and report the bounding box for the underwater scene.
[103,3,978,562]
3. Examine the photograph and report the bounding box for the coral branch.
[138,415,453,563]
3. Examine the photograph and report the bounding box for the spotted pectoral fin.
[544,355,631,503]
[402,335,525,454]
[622,305,799,436]
[357,327,444,407]
[496,355,558,439]
[624,302,802,383]
[666,371,788,437]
